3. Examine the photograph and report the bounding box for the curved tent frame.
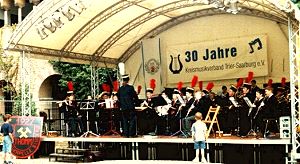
[7,0,295,65]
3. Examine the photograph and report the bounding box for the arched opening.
[38,74,63,101]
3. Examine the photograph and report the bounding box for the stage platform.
[0,158,223,164]
[42,135,290,145]
[41,135,291,163]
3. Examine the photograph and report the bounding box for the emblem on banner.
[145,58,160,75]
[248,38,262,54]
[169,54,183,74]
[11,116,43,158]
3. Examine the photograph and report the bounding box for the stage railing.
[0,99,64,135]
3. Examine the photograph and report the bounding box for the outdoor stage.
[41,135,291,163]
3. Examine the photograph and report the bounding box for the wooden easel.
[203,106,221,138]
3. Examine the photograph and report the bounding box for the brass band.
[59,79,290,138]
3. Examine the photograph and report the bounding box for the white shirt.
[191,120,207,141]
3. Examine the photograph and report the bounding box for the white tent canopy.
[6,0,295,67]
[6,0,300,161]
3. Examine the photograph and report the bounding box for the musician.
[198,89,212,122]
[238,83,253,137]
[263,86,279,135]
[263,86,279,118]
[220,85,238,135]
[111,91,121,131]
[111,91,119,107]
[207,92,219,109]
[117,74,139,137]
[250,80,260,99]
[139,88,157,135]
[155,90,172,135]
[169,89,184,134]
[98,91,110,108]
[183,90,203,136]
[229,85,240,134]
[181,87,195,136]
[181,87,195,118]
[63,93,83,137]
[85,95,99,134]
[276,87,289,116]
[252,89,265,134]
[97,91,111,134]
[218,86,229,133]
[220,86,229,99]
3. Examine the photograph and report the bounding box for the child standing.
[1,114,14,164]
[191,112,207,163]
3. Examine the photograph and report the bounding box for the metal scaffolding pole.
[91,65,96,99]
[21,51,31,116]
[90,63,99,99]
[288,16,300,161]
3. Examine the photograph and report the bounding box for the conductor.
[117,74,139,137]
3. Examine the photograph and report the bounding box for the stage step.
[56,147,89,154]
[49,153,85,162]
[49,147,104,162]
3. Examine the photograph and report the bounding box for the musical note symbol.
[248,38,262,53]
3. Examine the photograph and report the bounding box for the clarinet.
[185,99,196,118]
[253,97,265,119]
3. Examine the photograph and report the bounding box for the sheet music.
[80,101,95,110]
[243,97,256,108]
[229,97,239,107]
[243,97,255,116]
[178,95,185,106]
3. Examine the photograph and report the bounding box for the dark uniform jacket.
[181,97,195,117]
[117,84,138,110]
[263,94,279,118]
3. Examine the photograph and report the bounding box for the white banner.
[142,38,162,94]
[166,35,268,83]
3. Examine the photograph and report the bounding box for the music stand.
[243,97,256,136]
[243,97,256,116]
[229,97,241,135]
[171,105,188,138]
[103,106,121,136]
[229,97,240,108]
[80,101,99,137]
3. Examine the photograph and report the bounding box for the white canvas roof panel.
[7,0,292,67]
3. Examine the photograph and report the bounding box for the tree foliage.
[0,53,18,97]
[49,61,118,99]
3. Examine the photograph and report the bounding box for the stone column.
[29,0,40,9]
[1,0,12,26]
[14,0,25,23]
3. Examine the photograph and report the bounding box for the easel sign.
[10,116,43,158]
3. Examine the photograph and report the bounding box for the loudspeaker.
[280,116,290,138]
